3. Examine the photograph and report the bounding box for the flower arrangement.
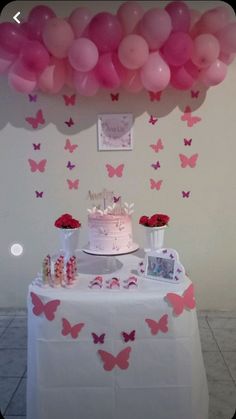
[54,213,81,229]
[139,213,170,228]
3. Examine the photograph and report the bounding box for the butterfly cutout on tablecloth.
[30,292,60,321]
[165,283,196,316]
[35,191,43,198]
[149,115,158,125]
[66,161,75,170]
[63,94,76,106]
[179,153,198,168]
[184,138,192,146]
[25,109,45,129]
[145,314,168,335]
[150,139,164,153]
[67,179,79,190]
[181,106,201,127]
[28,159,47,173]
[191,90,200,99]
[148,91,162,101]
[33,143,41,151]
[151,161,160,170]
[65,117,74,127]
[28,94,37,102]
[182,191,191,198]
[106,164,124,178]
[121,330,136,343]
[98,347,131,371]
[150,179,163,190]
[61,318,84,339]
[64,138,78,153]
[110,93,119,101]
[91,332,106,344]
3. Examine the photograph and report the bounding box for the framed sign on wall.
[97,113,133,151]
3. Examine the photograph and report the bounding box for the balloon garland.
[0,1,235,95]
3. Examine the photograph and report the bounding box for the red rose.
[54,213,81,229]
[139,216,149,226]
[148,213,169,227]
[61,213,72,219]
[148,214,159,227]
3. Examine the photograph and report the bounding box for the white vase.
[58,228,80,259]
[144,226,166,251]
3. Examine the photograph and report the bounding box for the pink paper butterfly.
[122,330,135,342]
[145,314,168,335]
[30,292,60,321]
[165,284,196,316]
[63,94,76,106]
[67,161,75,170]
[35,191,43,198]
[28,94,37,102]
[25,109,45,129]
[98,347,131,371]
[150,139,164,153]
[182,191,190,198]
[65,117,74,127]
[113,195,121,203]
[149,91,162,101]
[92,332,106,344]
[64,138,78,153]
[151,161,160,170]
[33,143,41,150]
[106,164,124,178]
[191,90,200,98]
[181,106,201,127]
[28,159,47,172]
[179,153,198,168]
[184,138,192,146]
[149,115,158,125]
[61,318,84,339]
[67,179,79,190]
[150,179,163,190]
[110,93,119,101]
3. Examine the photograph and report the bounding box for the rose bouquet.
[139,213,170,228]
[54,213,81,229]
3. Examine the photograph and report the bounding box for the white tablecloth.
[27,250,208,419]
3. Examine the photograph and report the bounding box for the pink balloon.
[117,1,144,35]
[217,22,236,54]
[42,18,74,59]
[118,34,149,70]
[20,40,50,74]
[171,66,195,90]
[189,9,201,31]
[162,32,193,67]
[200,59,227,86]
[184,60,201,79]
[196,6,231,35]
[140,52,170,92]
[122,69,143,93]
[73,69,99,96]
[219,51,235,64]
[0,47,16,74]
[68,38,98,72]
[95,52,122,89]
[191,34,220,68]
[165,1,190,33]
[139,8,172,50]
[38,57,66,93]
[27,5,56,41]
[8,59,37,93]
[68,7,93,38]
[0,23,27,54]
[89,12,123,53]
[65,60,74,88]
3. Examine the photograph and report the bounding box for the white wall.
[0,1,236,309]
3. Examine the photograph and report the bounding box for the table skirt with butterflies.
[26,250,208,419]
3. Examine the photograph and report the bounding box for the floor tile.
[208,381,236,419]
[207,318,236,330]
[5,417,26,419]
[0,316,13,328]
[197,316,209,329]
[222,352,236,383]
[210,328,236,352]
[203,351,234,382]
[0,328,27,349]
[0,377,20,413]
[0,349,27,377]
[199,327,219,351]
[0,309,27,316]
[0,327,5,337]
[5,378,26,416]
[9,317,27,328]
[199,310,236,318]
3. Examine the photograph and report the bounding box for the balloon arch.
[0,1,235,95]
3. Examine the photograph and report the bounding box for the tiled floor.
[0,309,236,419]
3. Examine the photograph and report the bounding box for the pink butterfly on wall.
[182,191,190,198]
[165,284,196,316]
[110,93,119,101]
[98,347,131,371]
[122,330,135,342]
[91,332,106,344]
[191,90,200,99]
[33,143,41,150]
[181,106,201,127]
[67,179,79,190]
[150,139,164,153]
[28,159,47,172]
[65,117,74,127]
[179,153,198,168]
[63,94,76,106]
[66,161,75,170]
[184,138,192,146]
[64,138,78,153]
[149,115,158,125]
[35,191,43,198]
[150,179,163,190]
[61,318,84,339]
[106,164,124,178]
[149,91,162,101]
[145,314,168,335]
[30,292,60,321]
[25,109,45,129]
[151,161,160,170]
